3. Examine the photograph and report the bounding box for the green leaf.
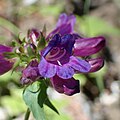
[23,82,46,120]
[38,80,59,114]
[38,81,48,107]
[20,54,29,62]
[3,52,18,59]
[37,34,46,50]
[23,80,59,120]
[11,58,21,73]
[42,24,46,37]
[44,98,59,115]
[27,46,35,57]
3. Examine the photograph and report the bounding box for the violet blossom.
[0,44,14,75]
[38,13,105,96]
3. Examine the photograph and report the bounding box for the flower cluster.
[0,13,105,96]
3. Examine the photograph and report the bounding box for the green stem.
[24,108,31,120]
[84,0,90,14]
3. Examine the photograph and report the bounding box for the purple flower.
[21,60,41,85]
[0,44,14,75]
[39,13,105,95]
[38,34,91,95]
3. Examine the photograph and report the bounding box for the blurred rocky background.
[0,0,120,120]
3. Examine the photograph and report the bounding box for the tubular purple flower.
[38,13,106,96]
[38,34,91,95]
[0,45,14,75]
[21,60,41,85]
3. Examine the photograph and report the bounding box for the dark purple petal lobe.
[87,58,104,72]
[50,75,64,93]
[74,36,105,56]
[50,75,80,96]
[69,56,91,73]
[38,57,56,78]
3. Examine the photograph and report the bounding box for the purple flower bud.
[21,60,41,85]
[28,29,40,46]
[0,45,14,75]
[74,36,105,57]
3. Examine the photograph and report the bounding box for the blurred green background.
[0,0,120,120]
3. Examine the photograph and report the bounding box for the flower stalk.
[24,108,31,120]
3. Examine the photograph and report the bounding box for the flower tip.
[88,58,104,72]
[63,84,80,96]
[98,36,106,40]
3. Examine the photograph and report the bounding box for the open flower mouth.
[45,47,67,63]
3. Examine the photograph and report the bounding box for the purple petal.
[61,34,75,54]
[57,64,74,79]
[47,13,76,38]
[58,24,72,36]
[50,75,80,96]
[38,57,56,78]
[56,13,68,27]
[0,55,13,75]
[47,24,72,39]
[42,34,61,57]
[87,58,104,72]
[69,56,91,73]
[56,13,76,32]
[0,44,12,54]
[74,36,105,56]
